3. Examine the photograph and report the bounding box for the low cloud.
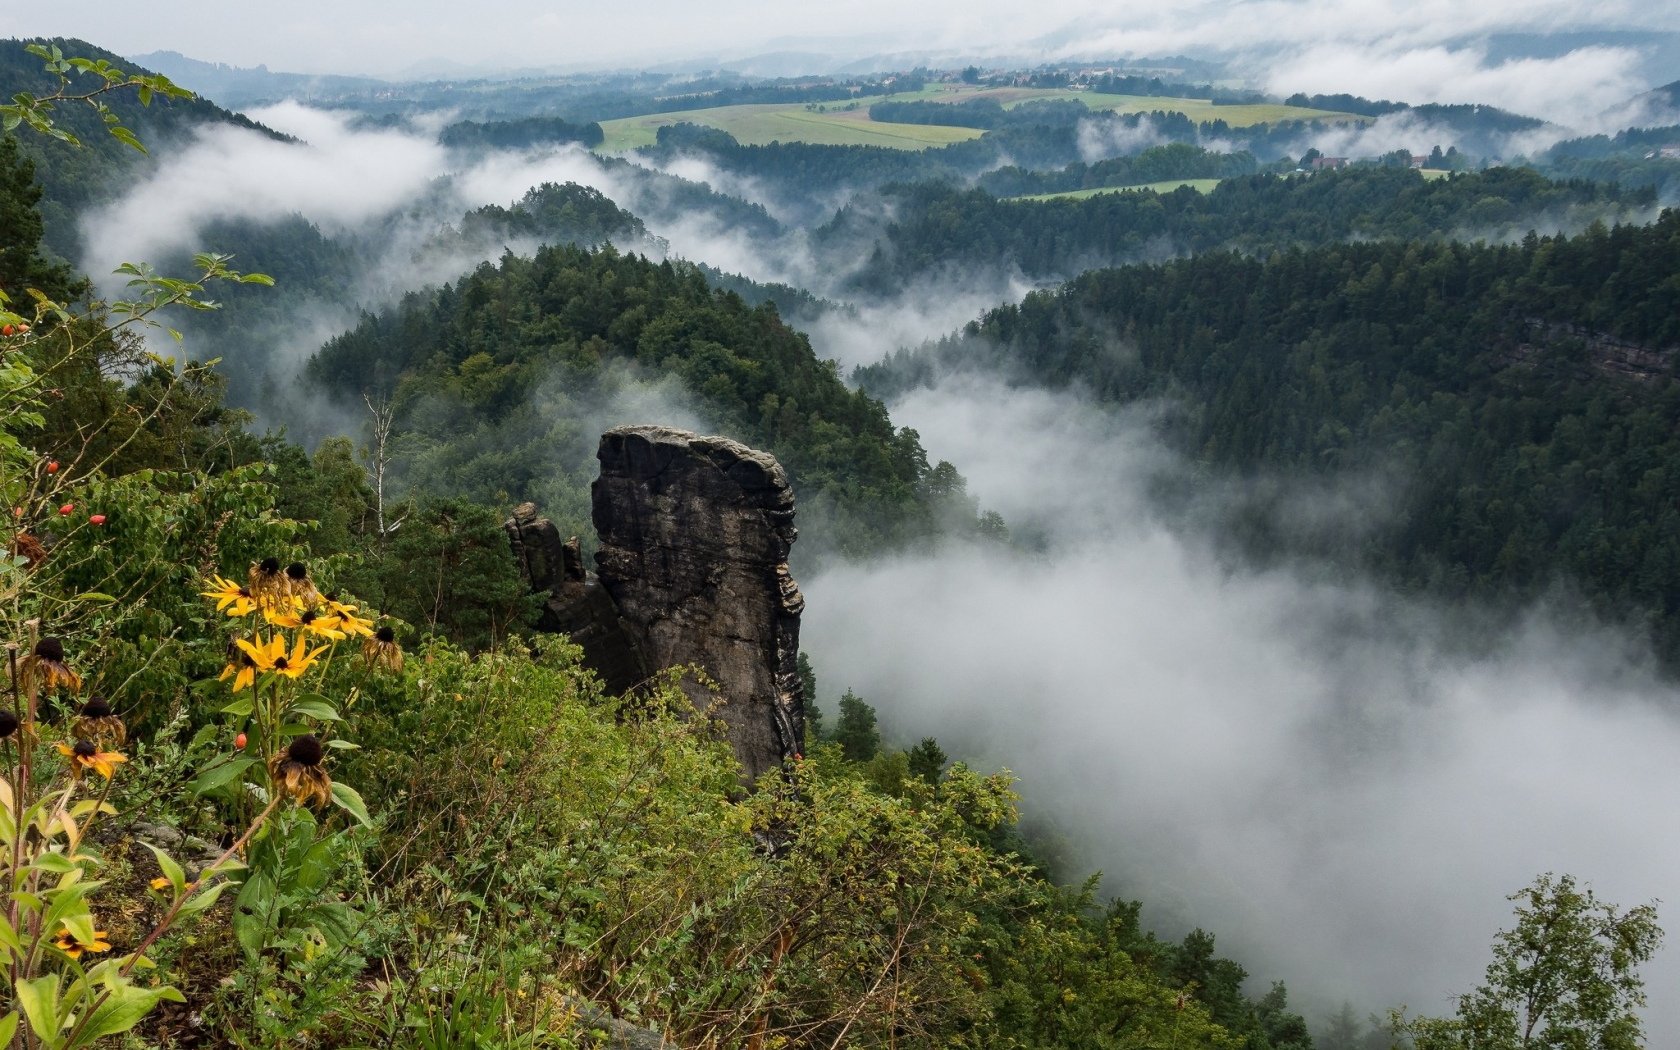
[801,375,1680,1040]
[1262,43,1648,131]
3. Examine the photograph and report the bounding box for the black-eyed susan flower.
[268,734,331,807]
[362,626,402,673]
[71,695,125,746]
[51,927,111,959]
[284,561,320,604]
[267,604,346,641]
[319,594,374,638]
[201,575,258,617]
[23,637,80,693]
[248,557,285,606]
[57,738,126,780]
[236,634,326,681]
[219,646,259,692]
[332,611,375,639]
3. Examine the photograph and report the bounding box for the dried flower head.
[268,734,332,807]
[284,561,321,604]
[23,637,80,693]
[362,626,402,673]
[57,738,126,780]
[0,710,17,739]
[248,557,286,606]
[71,695,125,746]
[8,532,46,569]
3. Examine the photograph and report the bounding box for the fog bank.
[801,376,1680,1037]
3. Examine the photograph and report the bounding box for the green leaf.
[31,853,77,874]
[276,722,313,738]
[15,975,59,1040]
[189,756,255,796]
[72,983,184,1046]
[142,843,186,894]
[73,592,114,603]
[0,1012,19,1047]
[289,695,341,721]
[329,781,373,828]
[175,879,234,918]
[232,867,276,957]
[324,739,360,750]
[219,696,254,717]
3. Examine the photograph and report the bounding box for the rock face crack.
[590,425,806,781]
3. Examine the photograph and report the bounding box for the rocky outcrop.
[506,504,648,693]
[1503,319,1678,383]
[592,426,806,781]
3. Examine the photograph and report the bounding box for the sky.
[9,0,1680,110]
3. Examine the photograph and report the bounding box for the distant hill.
[1,37,286,258]
[127,50,387,108]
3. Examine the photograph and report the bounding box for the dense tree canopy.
[827,166,1653,293]
[860,211,1680,662]
[305,242,979,562]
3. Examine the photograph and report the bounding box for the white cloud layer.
[802,377,1680,1039]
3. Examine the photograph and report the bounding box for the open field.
[597,103,983,151]
[1007,91,1366,127]
[849,85,1367,127]
[1013,178,1223,201]
[596,86,1366,152]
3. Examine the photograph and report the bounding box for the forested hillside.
[0,38,283,256]
[304,243,997,562]
[825,166,1652,291]
[858,213,1680,663]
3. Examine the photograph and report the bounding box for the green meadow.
[597,103,984,151]
[597,86,1365,152]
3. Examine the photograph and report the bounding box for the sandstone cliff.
[593,425,806,782]
[507,427,807,781]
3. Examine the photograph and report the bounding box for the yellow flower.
[57,739,126,780]
[201,575,258,617]
[267,604,347,641]
[332,611,375,639]
[219,647,259,692]
[52,927,112,959]
[149,877,172,894]
[236,633,326,680]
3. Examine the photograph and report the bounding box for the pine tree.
[907,737,947,782]
[833,689,880,762]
